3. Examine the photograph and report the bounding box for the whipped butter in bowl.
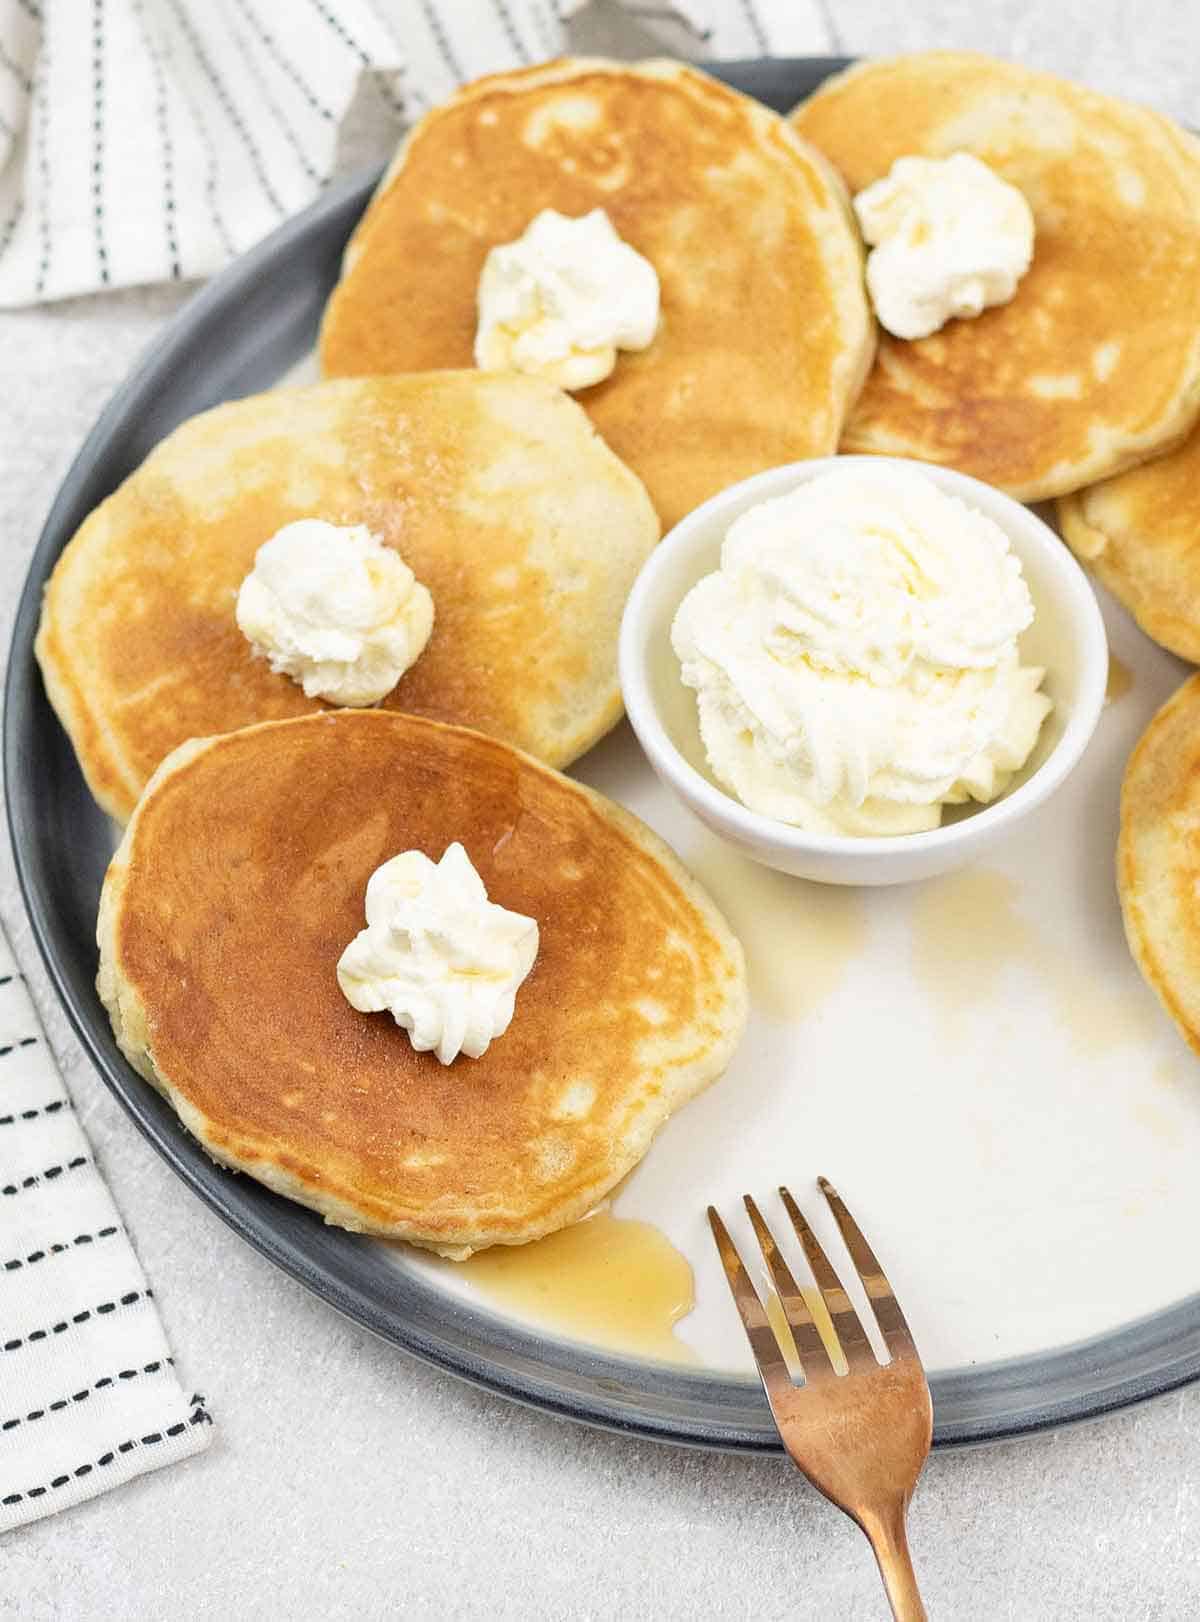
[619,457,1107,885]
[671,467,1051,837]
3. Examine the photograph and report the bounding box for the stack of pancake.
[38,51,1200,1251]
[42,59,875,821]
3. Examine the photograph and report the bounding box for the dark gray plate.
[8,58,1200,1450]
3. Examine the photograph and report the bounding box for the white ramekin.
[618,456,1108,886]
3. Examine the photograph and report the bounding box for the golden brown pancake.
[36,373,658,824]
[1118,673,1200,1056]
[1058,425,1200,663]
[791,52,1200,500]
[319,57,874,531]
[97,711,748,1256]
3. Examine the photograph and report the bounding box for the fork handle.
[860,1500,926,1622]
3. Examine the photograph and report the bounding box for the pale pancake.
[319,57,874,531]
[36,373,658,824]
[791,52,1200,500]
[1059,425,1200,663]
[97,711,748,1256]
[1118,674,1200,1057]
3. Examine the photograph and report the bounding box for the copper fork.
[708,1179,931,1622]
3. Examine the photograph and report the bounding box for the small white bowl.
[618,456,1108,886]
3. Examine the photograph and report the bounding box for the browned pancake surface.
[319,58,873,530]
[792,52,1200,499]
[37,374,658,823]
[98,712,747,1254]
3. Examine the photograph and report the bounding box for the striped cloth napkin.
[0,0,826,306]
[0,934,212,1531]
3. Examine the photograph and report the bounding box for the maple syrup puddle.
[909,868,1161,1056]
[1106,654,1134,702]
[685,835,866,1021]
[454,1208,698,1364]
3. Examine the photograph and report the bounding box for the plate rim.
[8,55,1200,1453]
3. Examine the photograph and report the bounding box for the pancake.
[1058,425,1200,663]
[791,52,1200,500]
[318,57,874,532]
[36,373,659,824]
[1118,673,1200,1056]
[97,710,748,1256]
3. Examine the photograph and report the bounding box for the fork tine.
[817,1176,920,1360]
[742,1195,836,1381]
[706,1206,792,1398]
[779,1185,877,1369]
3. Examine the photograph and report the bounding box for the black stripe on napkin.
[165,0,286,216]
[0,199,23,265]
[0,1400,212,1509]
[32,29,50,296]
[415,0,465,80]
[0,1038,39,1057]
[809,0,842,48]
[1,1359,174,1434]
[131,0,181,279]
[527,1,560,57]
[735,0,769,52]
[225,10,323,184]
[0,1095,67,1127]
[231,0,334,122]
[159,20,234,257]
[490,0,531,62]
[90,0,110,285]
[304,0,405,115]
[2,1289,154,1355]
[1,1156,89,1197]
[2,1224,121,1274]
[0,36,33,96]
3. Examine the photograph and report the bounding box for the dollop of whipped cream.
[474,208,660,391]
[853,153,1035,340]
[337,843,539,1065]
[236,519,434,707]
[671,467,1053,837]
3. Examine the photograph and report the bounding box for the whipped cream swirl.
[337,844,539,1065]
[236,519,434,707]
[854,153,1035,340]
[475,208,659,391]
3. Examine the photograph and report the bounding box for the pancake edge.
[1117,673,1200,1059]
[788,50,1200,500]
[320,55,875,423]
[36,373,661,825]
[97,713,749,1258]
[36,584,141,825]
[1058,489,1200,666]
